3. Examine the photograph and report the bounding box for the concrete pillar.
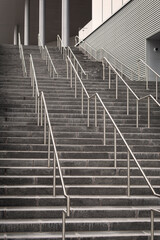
[62,0,69,47]
[14,25,18,45]
[24,0,30,45]
[39,0,45,46]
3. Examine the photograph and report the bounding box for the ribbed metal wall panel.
[85,0,160,72]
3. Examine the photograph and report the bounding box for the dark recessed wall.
[0,0,91,45]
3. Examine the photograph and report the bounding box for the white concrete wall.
[84,0,160,73]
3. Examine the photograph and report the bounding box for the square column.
[24,0,30,45]
[39,0,45,46]
[62,0,69,47]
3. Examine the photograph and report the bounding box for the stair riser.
[0,221,158,233]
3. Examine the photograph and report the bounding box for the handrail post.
[95,95,97,127]
[35,90,37,113]
[127,151,130,197]
[127,88,129,115]
[53,153,56,197]
[137,61,140,81]
[151,210,154,240]
[109,65,111,89]
[62,211,66,240]
[37,96,40,126]
[103,109,106,145]
[114,127,117,168]
[48,128,51,167]
[75,74,77,98]
[81,87,84,115]
[66,196,70,217]
[70,64,72,88]
[136,99,139,128]
[103,63,105,80]
[32,79,34,97]
[116,74,118,99]
[87,98,90,127]
[41,94,43,126]
[156,76,158,100]
[44,111,46,144]
[148,96,150,128]
[66,59,69,79]
[146,66,149,90]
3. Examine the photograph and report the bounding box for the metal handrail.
[138,59,160,100]
[151,208,160,240]
[68,46,88,79]
[30,54,69,238]
[75,36,97,60]
[18,33,27,77]
[67,54,160,199]
[100,48,140,81]
[41,91,70,217]
[57,35,67,60]
[103,57,160,128]
[30,54,40,126]
[44,46,58,78]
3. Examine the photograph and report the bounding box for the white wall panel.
[86,0,160,72]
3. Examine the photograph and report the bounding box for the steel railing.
[44,46,58,78]
[30,54,40,125]
[66,54,160,199]
[75,36,160,128]
[75,36,160,97]
[151,209,160,240]
[30,54,70,239]
[138,59,160,100]
[67,46,88,79]
[41,91,70,213]
[57,35,67,60]
[38,34,58,78]
[102,57,160,128]
[18,33,27,77]
[99,48,141,81]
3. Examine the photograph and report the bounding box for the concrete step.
[0,230,159,240]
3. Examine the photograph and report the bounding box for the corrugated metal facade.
[85,0,160,72]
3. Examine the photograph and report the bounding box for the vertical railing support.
[41,94,43,126]
[66,59,69,79]
[81,87,84,115]
[151,210,154,240]
[103,63,105,80]
[48,128,51,167]
[136,99,139,128]
[116,74,118,99]
[156,76,158,100]
[103,109,106,146]
[109,65,111,89]
[75,75,77,98]
[70,64,72,88]
[148,96,150,128]
[53,153,56,197]
[87,98,90,127]
[37,96,40,126]
[95,95,97,128]
[127,151,130,197]
[44,111,46,144]
[62,211,66,240]
[127,88,129,115]
[114,127,117,168]
[146,66,149,90]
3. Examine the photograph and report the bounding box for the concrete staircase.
[0,44,160,239]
